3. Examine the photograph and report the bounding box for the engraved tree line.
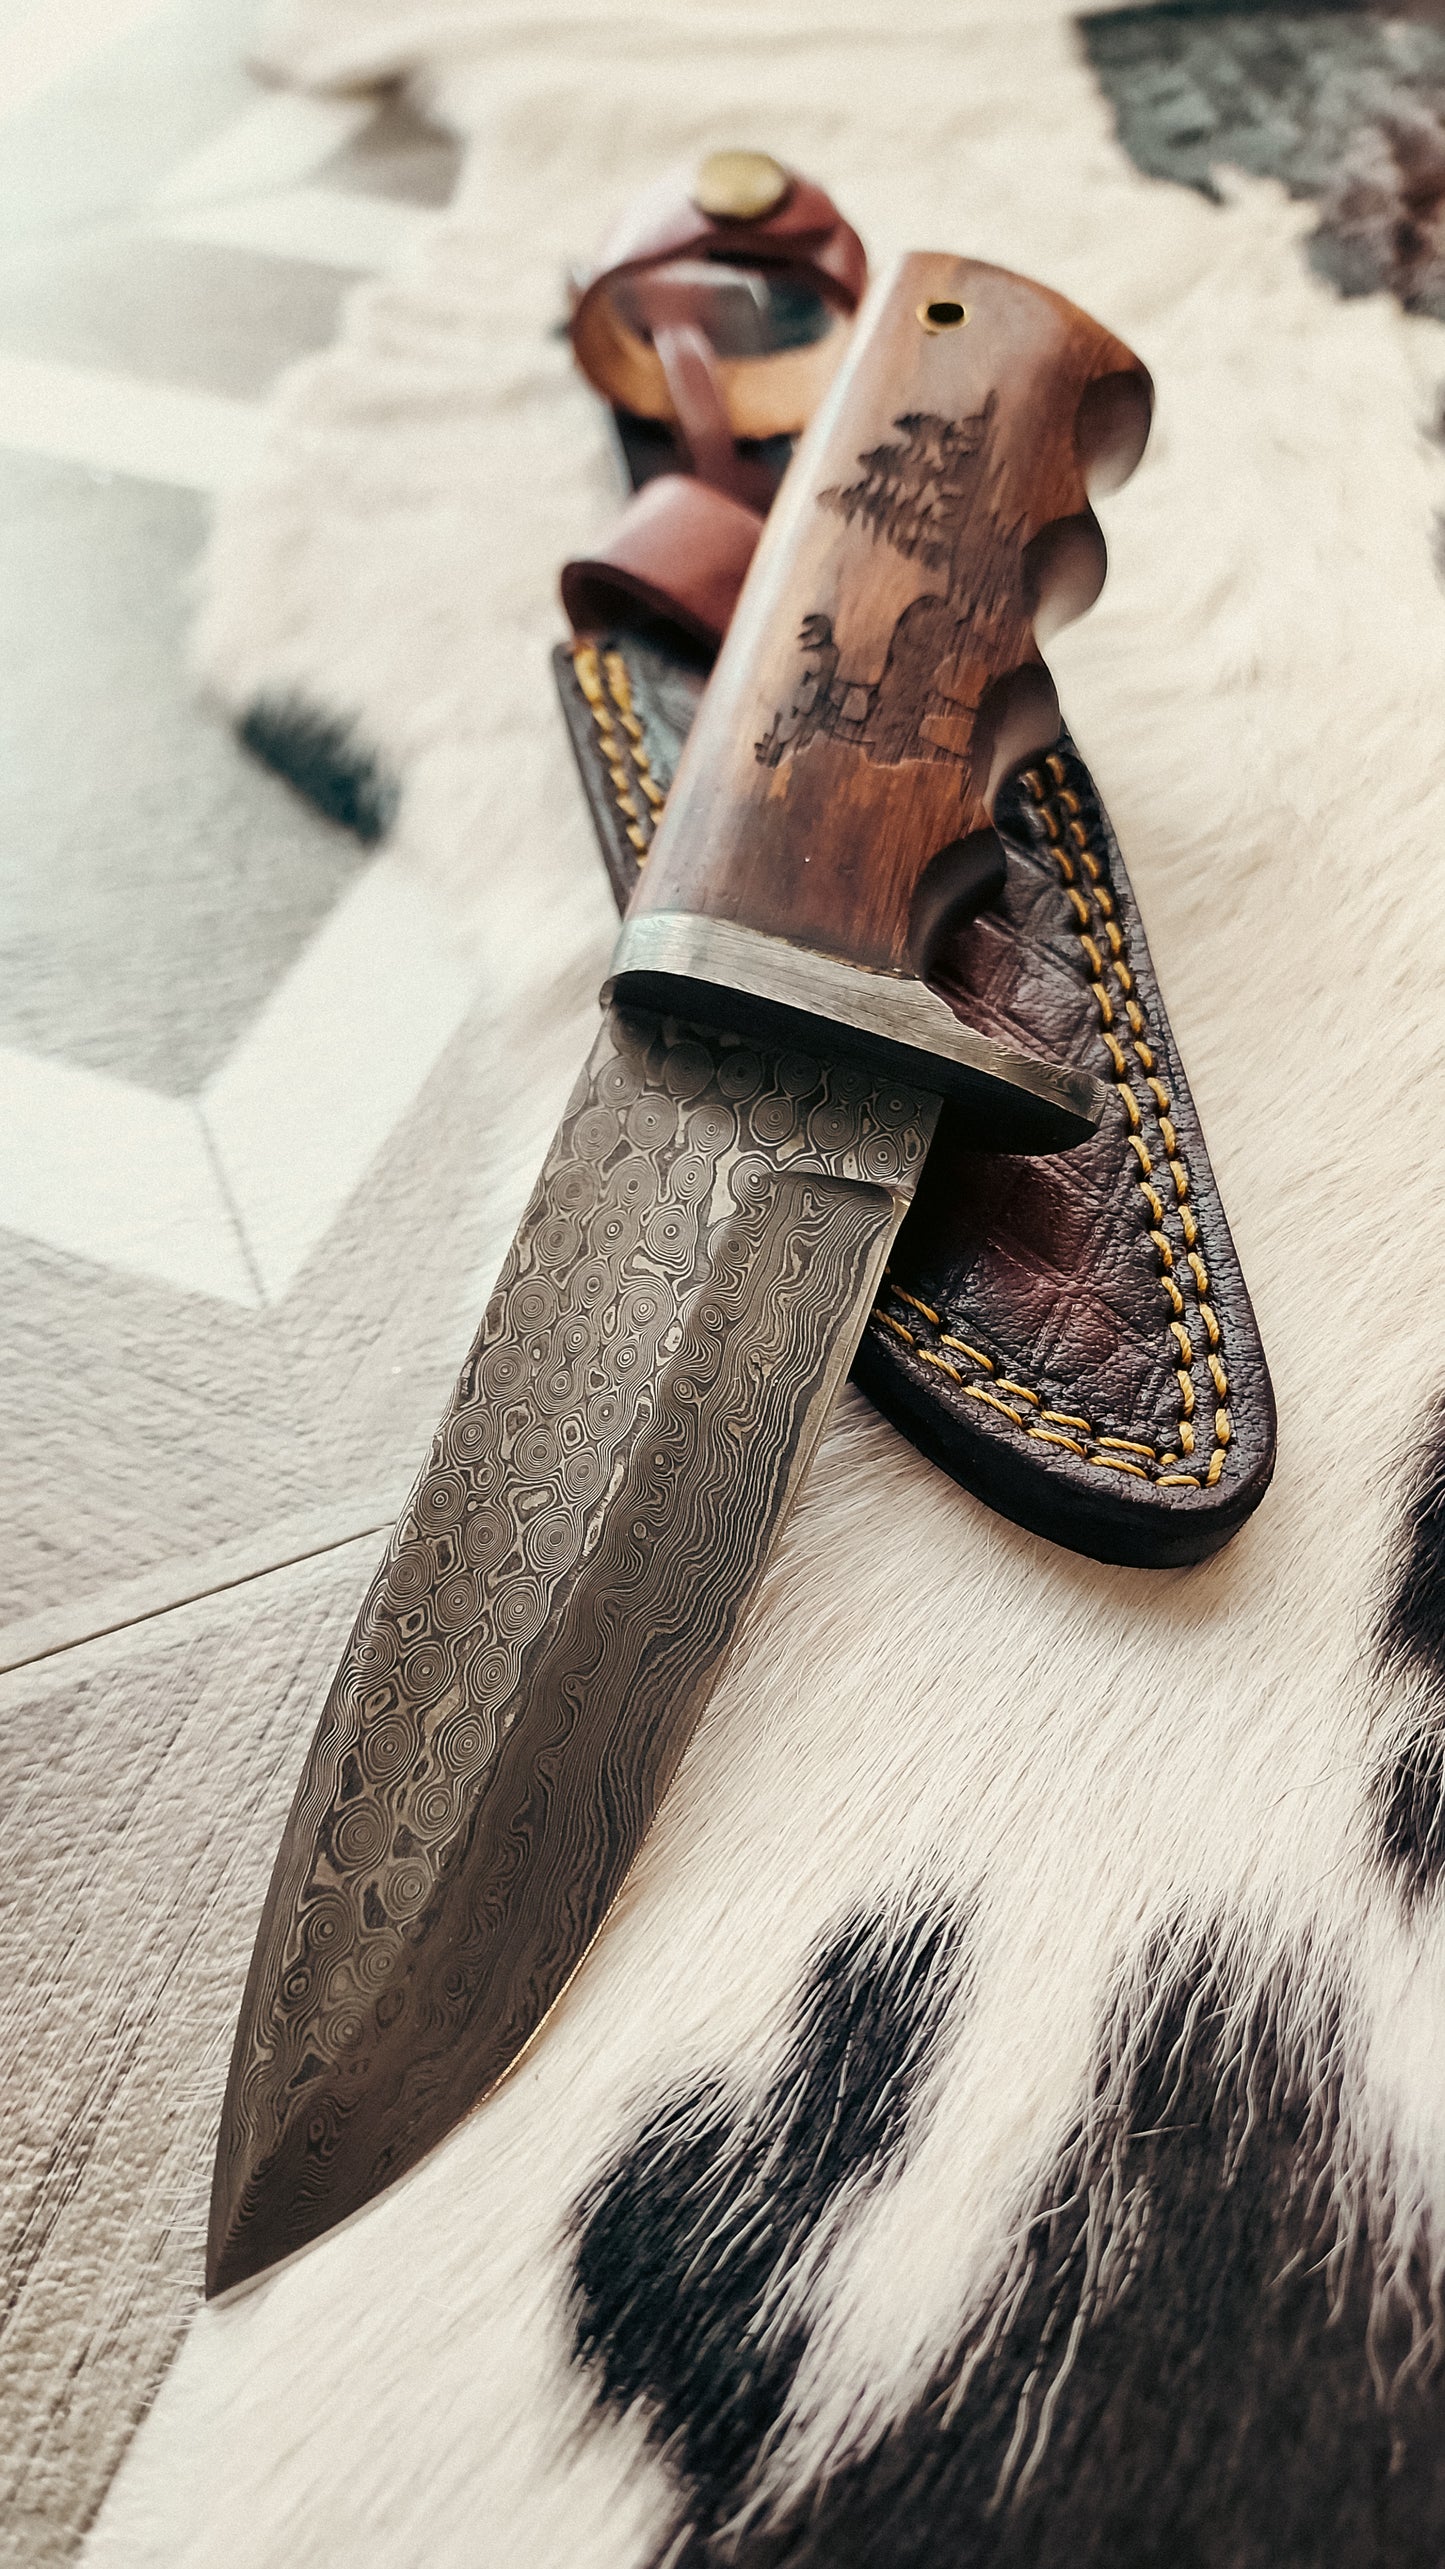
[755,395,1024,771]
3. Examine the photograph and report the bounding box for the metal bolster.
[604,912,1106,1156]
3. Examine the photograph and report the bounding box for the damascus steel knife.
[208,253,1152,2294]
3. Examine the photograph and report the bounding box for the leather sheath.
[554,631,1275,1568]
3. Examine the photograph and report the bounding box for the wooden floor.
[0,11,471,2555]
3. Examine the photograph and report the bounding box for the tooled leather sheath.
[555,631,1275,1568]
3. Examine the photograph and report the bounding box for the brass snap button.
[692,149,790,223]
[918,298,969,333]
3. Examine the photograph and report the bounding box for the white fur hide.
[86,2,1445,2561]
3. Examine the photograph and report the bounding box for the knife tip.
[204,2109,364,2300]
[205,2160,299,2299]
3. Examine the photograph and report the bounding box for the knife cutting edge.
[208,250,1152,2295]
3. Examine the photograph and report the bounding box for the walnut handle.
[605,253,1151,1143]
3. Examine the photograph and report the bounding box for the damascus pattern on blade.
[210,1007,937,2289]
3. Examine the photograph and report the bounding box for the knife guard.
[606,251,1152,1139]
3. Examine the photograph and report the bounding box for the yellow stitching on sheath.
[892,1286,942,1324]
[917,1348,963,1382]
[941,1333,995,1371]
[869,757,1235,1495]
[602,649,637,715]
[578,644,664,872]
[580,646,657,869]
[602,649,667,854]
[1050,753,1226,1491]
[965,1385,1026,1426]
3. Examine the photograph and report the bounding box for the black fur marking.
[570,1904,967,2556]
[1378,1726,1445,1907]
[1081,3,1445,320]
[238,698,399,842]
[1374,1416,1445,1904]
[1379,1412,1445,1687]
[580,1942,1445,2568]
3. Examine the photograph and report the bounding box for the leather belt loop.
[651,321,752,500]
[569,162,867,441]
[561,476,765,651]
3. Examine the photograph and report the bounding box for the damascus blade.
[208,1005,938,2294]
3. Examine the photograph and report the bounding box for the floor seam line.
[0,1517,390,1677]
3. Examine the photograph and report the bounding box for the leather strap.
[641,277,755,501]
[561,474,763,652]
[569,163,866,442]
[563,159,863,649]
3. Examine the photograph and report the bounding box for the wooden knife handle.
[618,252,1150,986]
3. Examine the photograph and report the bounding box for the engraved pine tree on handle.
[630,252,1153,983]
